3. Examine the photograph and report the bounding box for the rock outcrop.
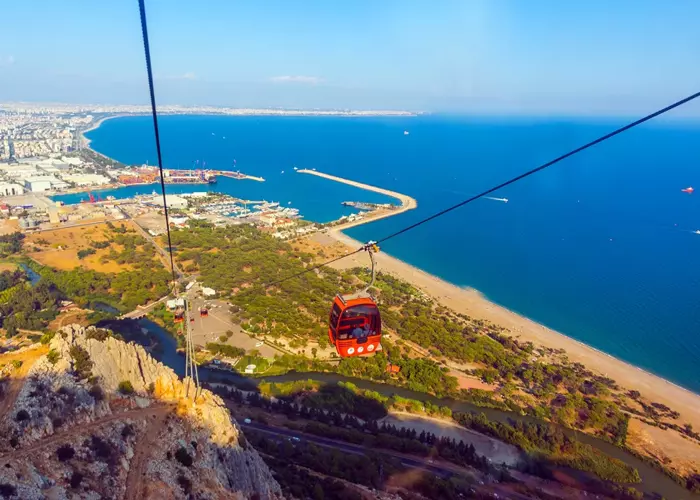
[0,324,282,500]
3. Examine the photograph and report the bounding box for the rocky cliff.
[0,324,283,500]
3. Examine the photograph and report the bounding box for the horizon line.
[2,101,700,121]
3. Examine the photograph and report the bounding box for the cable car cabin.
[328,292,381,358]
[173,308,185,323]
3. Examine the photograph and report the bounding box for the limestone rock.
[42,324,283,499]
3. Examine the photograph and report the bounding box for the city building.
[166,298,185,310]
[169,215,189,226]
[0,164,39,179]
[0,182,25,196]
[24,177,53,192]
[164,194,188,209]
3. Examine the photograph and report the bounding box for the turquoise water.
[76,115,700,393]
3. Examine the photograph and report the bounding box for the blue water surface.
[75,114,700,392]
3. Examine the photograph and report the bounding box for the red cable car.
[328,293,381,357]
[328,243,382,358]
[174,307,185,323]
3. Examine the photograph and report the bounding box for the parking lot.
[186,285,276,358]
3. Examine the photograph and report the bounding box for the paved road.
[239,421,463,479]
[121,294,171,319]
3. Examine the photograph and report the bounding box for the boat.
[694,230,700,235]
[681,186,694,193]
[403,130,409,135]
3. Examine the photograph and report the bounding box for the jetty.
[210,170,265,182]
[297,169,417,229]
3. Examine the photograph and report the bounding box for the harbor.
[116,165,265,186]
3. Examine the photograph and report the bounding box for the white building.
[169,215,189,227]
[0,164,39,179]
[164,194,188,209]
[0,183,25,196]
[166,298,185,310]
[61,156,83,166]
[62,174,111,187]
[202,287,216,297]
[24,177,53,192]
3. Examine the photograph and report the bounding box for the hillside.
[0,324,282,499]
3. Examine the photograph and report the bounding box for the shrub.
[89,385,104,401]
[69,345,93,378]
[177,475,192,494]
[121,424,135,439]
[69,471,83,488]
[175,447,193,467]
[0,483,17,497]
[57,444,75,461]
[118,380,134,395]
[90,240,111,249]
[47,349,60,365]
[85,329,111,341]
[89,436,113,460]
[77,248,96,260]
[11,360,22,369]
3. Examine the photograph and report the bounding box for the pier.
[209,170,265,182]
[297,169,417,229]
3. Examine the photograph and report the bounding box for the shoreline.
[326,229,700,428]
[80,113,134,148]
[78,121,700,424]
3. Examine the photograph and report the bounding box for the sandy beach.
[323,228,700,430]
[80,114,127,147]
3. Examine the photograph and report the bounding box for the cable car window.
[329,303,341,340]
[338,304,380,340]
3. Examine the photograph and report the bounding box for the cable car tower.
[174,286,199,399]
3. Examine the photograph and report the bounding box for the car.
[289,437,300,442]
[255,341,264,347]
[243,418,252,424]
[427,459,434,464]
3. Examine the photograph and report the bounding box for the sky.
[1,0,699,115]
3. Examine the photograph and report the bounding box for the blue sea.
[59,115,700,393]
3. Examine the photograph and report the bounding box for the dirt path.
[0,347,48,424]
[52,309,88,330]
[0,404,173,461]
[123,408,171,500]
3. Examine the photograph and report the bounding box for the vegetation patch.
[117,380,134,395]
